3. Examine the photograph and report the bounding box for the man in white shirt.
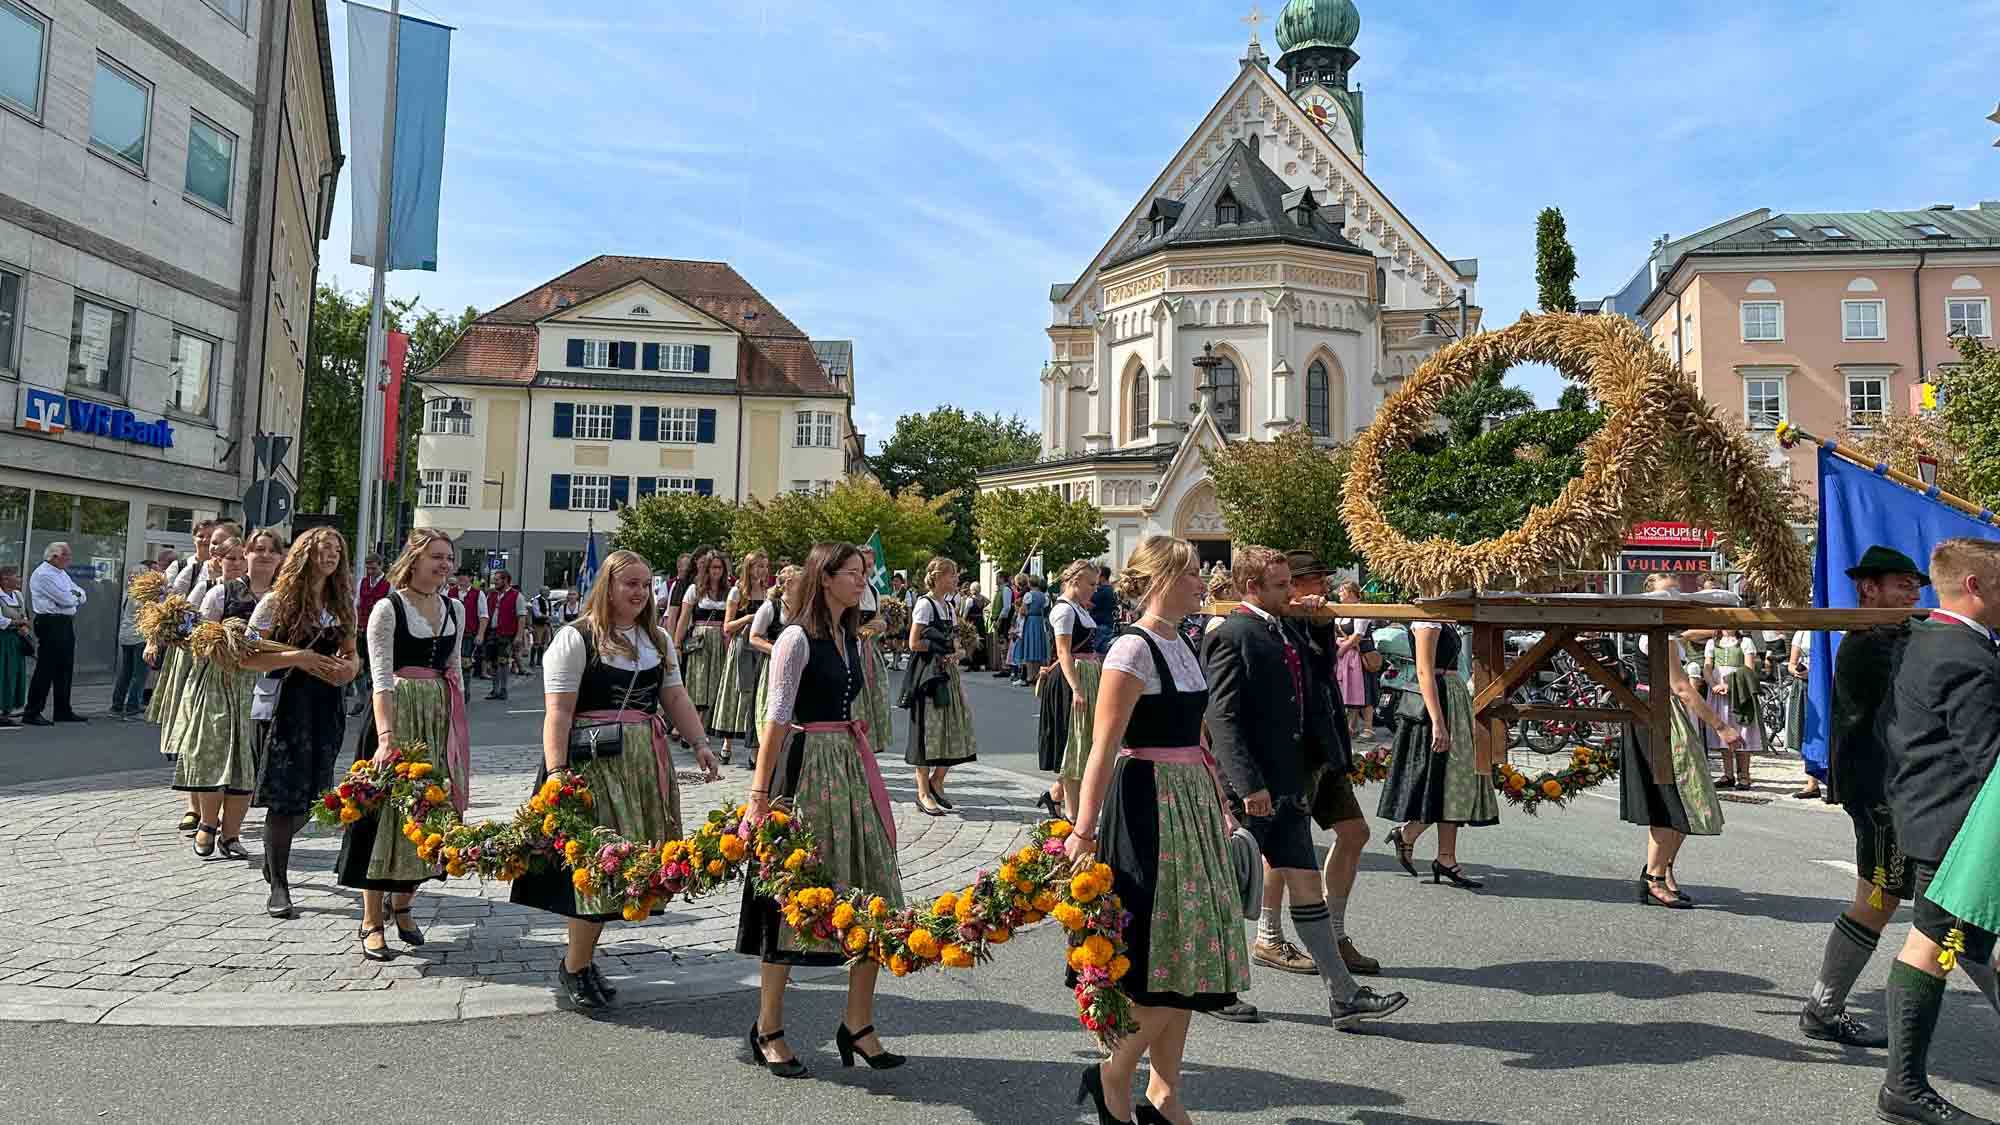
[24,542,87,725]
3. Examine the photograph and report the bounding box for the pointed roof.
[1106,139,1364,270]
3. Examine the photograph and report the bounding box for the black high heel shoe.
[1429,860,1483,890]
[391,902,425,946]
[836,1023,906,1069]
[1076,1064,1133,1125]
[1384,825,1417,878]
[1135,1102,1171,1124]
[1667,863,1697,905]
[746,1022,809,1079]
[1639,871,1692,909]
[932,789,955,812]
[1035,791,1063,819]
[356,924,393,962]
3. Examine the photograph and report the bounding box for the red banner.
[382,330,410,480]
[1623,521,1716,550]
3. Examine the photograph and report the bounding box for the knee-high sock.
[1257,904,1285,947]
[1808,913,1881,1015]
[1884,960,1947,1096]
[1289,901,1358,1002]
[1961,957,2000,1021]
[1327,896,1350,944]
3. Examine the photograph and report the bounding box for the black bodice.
[758,602,787,643]
[790,628,864,725]
[574,625,663,714]
[219,579,261,622]
[1119,627,1207,749]
[1057,598,1096,650]
[1427,624,1463,676]
[388,591,458,673]
[685,589,726,625]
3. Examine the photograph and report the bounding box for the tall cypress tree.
[1535,206,1579,313]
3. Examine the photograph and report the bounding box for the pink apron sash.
[397,665,470,813]
[1119,744,1232,833]
[798,719,896,848]
[576,708,677,810]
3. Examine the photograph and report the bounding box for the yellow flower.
[832,903,857,929]
[442,846,459,863]
[1091,863,1112,883]
[1070,874,1103,904]
[1031,891,1058,914]
[1539,778,1564,799]
[409,762,434,779]
[1052,903,1087,932]
[422,785,446,805]
[906,930,940,960]
[661,840,685,864]
[889,954,912,977]
[1048,819,1073,838]
[425,833,443,850]
[540,777,563,800]
[768,810,789,827]
[941,943,975,968]
[349,759,369,774]
[1066,945,1092,972]
[867,896,889,918]
[953,896,978,923]
[931,893,957,917]
[1108,955,1131,980]
[1016,879,1036,894]
[527,796,547,815]
[571,868,594,891]
[1016,846,1038,865]
[998,863,1018,885]
[1081,935,1115,968]
[784,849,808,873]
[564,840,585,865]
[576,790,593,808]
[986,927,1012,945]
[707,859,725,876]
[541,813,558,836]
[622,902,649,923]
[719,835,746,862]
[844,927,869,953]
[444,860,466,878]
[338,803,361,825]
[1023,911,1045,925]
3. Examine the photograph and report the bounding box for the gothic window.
[1306,361,1330,436]
[1210,357,1241,435]
[1217,193,1240,226]
[1131,369,1150,441]
[1233,299,1245,323]
[1199,300,1211,325]
[1250,298,1263,323]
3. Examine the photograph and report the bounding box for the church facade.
[977,0,1482,573]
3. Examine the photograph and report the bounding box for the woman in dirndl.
[673,545,730,741]
[154,520,237,833]
[1063,535,1248,1124]
[1623,573,1736,908]
[340,528,471,962]
[513,549,717,1009]
[1036,559,1100,820]
[854,542,897,751]
[711,551,769,765]
[250,527,359,919]
[748,566,797,738]
[1378,603,1499,890]
[900,557,977,817]
[739,542,907,1079]
[1704,628,1763,789]
[1015,576,1051,684]
[0,566,29,726]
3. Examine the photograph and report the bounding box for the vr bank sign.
[17,388,174,449]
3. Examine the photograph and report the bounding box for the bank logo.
[20,388,66,435]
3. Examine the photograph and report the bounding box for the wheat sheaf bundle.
[1341,311,1809,605]
[126,569,168,607]
[137,595,199,650]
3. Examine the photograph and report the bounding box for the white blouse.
[912,595,955,628]
[366,591,461,695]
[750,598,782,638]
[1104,624,1204,695]
[541,622,682,695]
[1049,599,1095,638]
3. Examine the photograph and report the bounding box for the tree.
[1534,206,1579,314]
[872,407,1040,565]
[1380,407,1606,546]
[972,487,1107,577]
[1839,411,1971,502]
[1435,356,1536,443]
[1556,384,1594,413]
[1935,335,2000,507]
[728,479,953,574]
[612,493,736,574]
[1203,429,1356,570]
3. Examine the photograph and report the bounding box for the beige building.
[413,255,859,590]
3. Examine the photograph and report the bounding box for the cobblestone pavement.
[0,746,1041,1026]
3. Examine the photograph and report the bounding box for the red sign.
[1623,521,1717,550]
[1622,552,1714,574]
[381,330,410,480]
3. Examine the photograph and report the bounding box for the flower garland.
[1493,742,1621,815]
[1346,747,1392,786]
[317,744,1137,1045]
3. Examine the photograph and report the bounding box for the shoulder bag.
[566,626,644,763]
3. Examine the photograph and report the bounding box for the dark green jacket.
[1826,622,1909,809]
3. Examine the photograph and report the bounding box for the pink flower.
[1042,839,1066,856]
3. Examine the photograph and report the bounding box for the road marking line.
[1816,859,1859,876]
[506,709,545,715]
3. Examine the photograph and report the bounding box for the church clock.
[1297,89,1342,136]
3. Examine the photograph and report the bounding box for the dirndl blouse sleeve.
[763,624,810,726]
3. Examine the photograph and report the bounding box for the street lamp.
[482,472,504,578]
[1190,340,1222,418]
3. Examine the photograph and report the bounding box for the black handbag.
[566,630,643,763]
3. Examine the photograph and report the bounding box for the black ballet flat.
[746,1022,809,1079]
[559,961,607,1009]
[265,881,295,920]
[191,823,221,860]
[1429,860,1483,890]
[931,790,955,812]
[913,799,945,818]
[1076,1063,1133,1125]
[1384,825,1417,878]
[836,1022,906,1069]
[583,963,617,1000]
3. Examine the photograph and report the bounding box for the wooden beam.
[1469,628,1569,716]
[1210,599,1925,632]
[1488,704,1635,725]
[1646,628,1673,784]
[1471,624,1508,775]
[1657,606,1925,630]
[1555,633,1650,718]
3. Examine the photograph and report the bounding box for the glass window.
[143,504,194,533]
[1306,361,1330,436]
[1210,358,1241,434]
[1947,298,1990,339]
[1217,196,1240,225]
[655,476,696,494]
[1911,224,1950,239]
[791,479,814,494]
[90,57,151,171]
[543,549,582,590]
[420,468,469,507]
[1768,227,1797,240]
[1847,376,1887,427]
[0,485,25,575]
[569,473,611,511]
[1815,226,1850,240]
[794,410,836,447]
[200,0,247,28]
[580,339,613,369]
[1740,301,1782,341]
[658,406,699,443]
[184,114,235,214]
[572,403,615,441]
[169,329,214,416]
[0,0,47,118]
[1744,377,1785,429]
[425,396,472,434]
[661,343,696,372]
[69,295,129,393]
[1130,370,1149,440]
[0,266,19,370]
[28,490,130,678]
[1842,300,1884,340]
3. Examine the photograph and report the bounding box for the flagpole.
[357,0,402,561]
[1776,421,1997,525]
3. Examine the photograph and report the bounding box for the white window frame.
[421,469,469,508]
[1741,373,1787,431]
[790,479,816,494]
[89,54,153,174]
[654,476,696,495]
[794,409,836,448]
[660,343,696,373]
[572,403,615,441]
[182,110,236,217]
[657,406,699,444]
[68,292,130,394]
[199,0,247,29]
[1846,374,1888,428]
[579,339,613,369]
[424,396,473,435]
[1740,301,1783,342]
[0,0,50,123]
[1946,297,1990,339]
[167,326,216,418]
[1842,299,1885,341]
[569,473,612,512]
[0,262,22,374]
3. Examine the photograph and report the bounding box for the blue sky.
[324,0,2000,447]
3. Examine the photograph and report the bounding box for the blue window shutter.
[697,408,717,444]
[638,406,659,442]
[550,474,570,510]
[612,404,633,440]
[566,339,584,367]
[636,476,657,499]
[553,402,574,438]
[618,342,637,370]
[642,343,660,370]
[611,476,631,507]
[692,345,711,373]
[695,478,714,497]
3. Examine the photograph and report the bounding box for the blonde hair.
[923,556,958,592]
[386,528,454,590]
[736,550,769,595]
[1337,579,1363,600]
[1205,565,1236,602]
[1930,537,2000,594]
[1058,558,1098,593]
[580,549,672,662]
[1115,535,1197,609]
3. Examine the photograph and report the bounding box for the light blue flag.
[346,3,451,272]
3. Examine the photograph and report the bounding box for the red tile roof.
[422,255,843,397]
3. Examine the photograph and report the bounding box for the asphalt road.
[3,667,1995,1125]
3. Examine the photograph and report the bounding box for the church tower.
[1275,0,1365,161]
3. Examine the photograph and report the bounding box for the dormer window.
[1769,227,1798,240]
[1216,193,1241,226]
[1910,223,1950,239]
[1815,225,1850,239]
[1150,215,1168,238]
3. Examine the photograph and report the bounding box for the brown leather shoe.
[1339,937,1381,976]
[1252,939,1319,975]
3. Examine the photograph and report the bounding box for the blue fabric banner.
[578,523,601,603]
[347,3,452,272]
[1801,447,1999,779]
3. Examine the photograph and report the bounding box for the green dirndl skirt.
[147,646,193,738]
[1619,697,1725,837]
[712,632,761,741]
[858,632,896,749]
[0,630,26,713]
[510,719,682,920]
[1058,657,1104,783]
[1375,674,1498,826]
[335,676,454,892]
[167,661,258,793]
[682,624,727,711]
[904,657,978,768]
[735,727,904,964]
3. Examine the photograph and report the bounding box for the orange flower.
[1539,778,1564,799]
[1069,873,1103,903]
[941,943,975,968]
[718,835,746,862]
[1108,955,1131,980]
[1048,819,1073,838]
[986,927,1012,945]
[784,849,808,873]
[1066,945,1092,971]
[571,868,594,892]
[338,803,361,824]
[1052,903,1087,932]
[768,810,789,827]
[1031,891,1058,913]
[832,903,857,929]
[706,859,725,876]
[844,927,869,953]
[867,896,890,918]
[906,930,940,960]
[1081,934,1115,968]
[889,954,912,977]
[931,893,958,917]
[622,902,649,923]
[422,785,446,805]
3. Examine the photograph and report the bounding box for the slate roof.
[422,255,841,398]
[976,440,1180,480]
[1104,139,1368,270]
[1702,206,2000,252]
